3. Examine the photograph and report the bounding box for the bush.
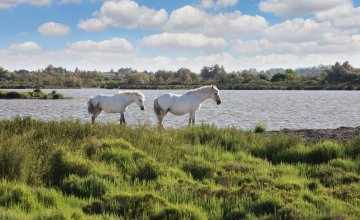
[83,193,168,218]
[60,175,108,198]
[0,140,30,181]
[153,205,207,220]
[250,134,301,163]
[254,123,266,133]
[135,160,162,181]
[307,141,344,164]
[5,91,22,99]
[52,94,61,99]
[182,157,215,180]
[0,183,36,212]
[252,195,284,216]
[329,159,357,172]
[346,137,360,159]
[45,150,91,186]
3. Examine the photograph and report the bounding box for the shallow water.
[1,89,360,130]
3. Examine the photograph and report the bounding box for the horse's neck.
[191,90,211,103]
[122,94,135,106]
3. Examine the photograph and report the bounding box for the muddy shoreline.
[266,126,360,143]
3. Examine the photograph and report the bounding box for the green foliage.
[325,61,360,83]
[1,118,360,219]
[182,157,215,180]
[83,193,168,218]
[254,123,266,133]
[307,141,344,163]
[0,89,65,99]
[60,175,109,198]
[271,69,297,82]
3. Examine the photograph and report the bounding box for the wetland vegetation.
[1,117,360,219]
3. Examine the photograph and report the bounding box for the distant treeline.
[0,61,359,90]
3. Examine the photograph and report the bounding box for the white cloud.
[92,0,168,30]
[200,0,238,9]
[78,18,107,32]
[216,0,238,8]
[233,32,360,56]
[259,0,350,17]
[0,0,51,9]
[8,41,41,51]
[38,22,71,36]
[167,6,267,38]
[264,18,333,43]
[66,38,133,53]
[315,4,360,30]
[141,32,226,52]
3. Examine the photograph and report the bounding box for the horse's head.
[134,92,145,111]
[210,85,221,105]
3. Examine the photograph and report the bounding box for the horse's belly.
[169,102,190,116]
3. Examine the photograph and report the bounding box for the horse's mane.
[118,90,145,99]
[186,85,218,95]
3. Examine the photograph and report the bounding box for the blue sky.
[0,0,360,72]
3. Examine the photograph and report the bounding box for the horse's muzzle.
[217,100,221,105]
[141,107,145,111]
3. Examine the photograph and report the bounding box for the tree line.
[0,62,359,89]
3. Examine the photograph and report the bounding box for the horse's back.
[155,93,176,110]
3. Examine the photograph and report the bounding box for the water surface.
[1,89,359,130]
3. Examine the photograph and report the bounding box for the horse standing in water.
[88,91,145,124]
[154,85,221,128]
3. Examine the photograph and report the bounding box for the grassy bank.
[0,89,65,99]
[1,117,360,219]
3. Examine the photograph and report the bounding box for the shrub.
[329,159,357,172]
[252,195,284,216]
[45,150,91,186]
[6,91,22,99]
[0,140,30,181]
[309,165,360,187]
[346,137,360,159]
[135,160,162,181]
[153,205,207,220]
[60,175,108,198]
[254,123,266,133]
[0,183,36,212]
[250,134,301,163]
[307,141,344,164]
[182,157,215,180]
[52,94,61,99]
[83,193,168,218]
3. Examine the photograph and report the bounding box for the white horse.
[154,85,221,128]
[88,91,145,124]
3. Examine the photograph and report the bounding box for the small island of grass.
[0,89,66,99]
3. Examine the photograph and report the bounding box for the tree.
[324,61,360,83]
[271,69,297,82]
[0,66,10,80]
[200,64,227,80]
[126,72,149,84]
[175,68,194,83]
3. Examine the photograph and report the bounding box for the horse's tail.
[154,97,163,117]
[88,96,98,114]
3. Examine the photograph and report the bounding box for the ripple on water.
[1,89,360,130]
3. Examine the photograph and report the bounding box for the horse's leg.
[120,113,125,124]
[189,112,195,126]
[92,108,102,124]
[157,112,165,129]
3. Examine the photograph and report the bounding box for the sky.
[0,0,360,72]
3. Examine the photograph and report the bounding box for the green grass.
[0,90,65,99]
[0,116,360,219]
